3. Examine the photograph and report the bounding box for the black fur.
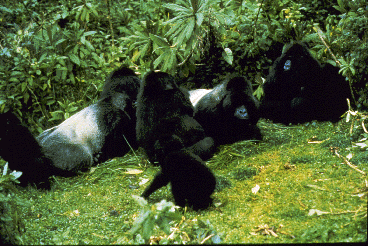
[0,112,73,188]
[137,71,216,210]
[260,41,350,124]
[142,149,216,210]
[189,75,262,146]
[136,71,215,164]
[37,66,141,173]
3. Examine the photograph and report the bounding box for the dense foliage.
[0,1,367,243]
[0,0,367,133]
[0,163,27,244]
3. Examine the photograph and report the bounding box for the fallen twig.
[333,148,366,175]
[200,234,214,244]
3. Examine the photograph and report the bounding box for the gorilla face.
[234,105,249,119]
[283,59,291,71]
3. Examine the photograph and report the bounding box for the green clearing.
[11,118,367,244]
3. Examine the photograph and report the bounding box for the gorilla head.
[263,41,322,103]
[189,75,262,146]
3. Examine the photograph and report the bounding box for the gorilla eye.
[284,60,291,71]
[234,105,248,119]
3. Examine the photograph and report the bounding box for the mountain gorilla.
[0,112,73,189]
[37,66,141,174]
[1,66,141,188]
[189,75,262,146]
[137,71,216,210]
[260,41,351,124]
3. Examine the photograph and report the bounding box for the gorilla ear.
[234,105,249,119]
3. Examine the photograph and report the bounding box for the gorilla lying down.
[260,41,351,124]
[136,71,216,210]
[0,66,141,188]
[189,75,262,146]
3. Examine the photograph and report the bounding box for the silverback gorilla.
[189,75,262,146]
[0,66,141,188]
[260,41,351,124]
[136,71,216,210]
[37,66,141,173]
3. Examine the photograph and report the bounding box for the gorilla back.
[37,66,141,173]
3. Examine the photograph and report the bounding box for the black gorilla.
[136,71,216,210]
[260,41,350,124]
[189,75,262,146]
[0,112,73,188]
[143,149,216,210]
[136,71,215,164]
[36,66,141,174]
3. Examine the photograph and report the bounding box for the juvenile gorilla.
[0,112,73,188]
[136,71,216,210]
[260,41,350,124]
[37,66,141,173]
[189,75,262,146]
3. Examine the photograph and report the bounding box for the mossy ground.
[4,119,367,244]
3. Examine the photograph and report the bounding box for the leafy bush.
[0,163,28,245]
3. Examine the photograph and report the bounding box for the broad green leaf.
[175,26,187,47]
[84,31,97,36]
[10,170,22,179]
[153,52,166,68]
[2,162,9,176]
[163,15,187,25]
[163,3,191,14]
[84,40,94,50]
[69,54,80,66]
[166,20,186,37]
[222,48,233,65]
[21,82,27,92]
[171,22,187,40]
[196,12,204,26]
[185,18,195,40]
[39,52,48,63]
[149,34,170,48]
[162,50,176,72]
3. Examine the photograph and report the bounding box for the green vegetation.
[0,116,366,244]
[0,0,367,244]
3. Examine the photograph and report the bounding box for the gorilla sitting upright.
[136,71,216,210]
[189,75,262,146]
[260,41,351,124]
[37,66,141,173]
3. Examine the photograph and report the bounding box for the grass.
[3,118,367,244]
